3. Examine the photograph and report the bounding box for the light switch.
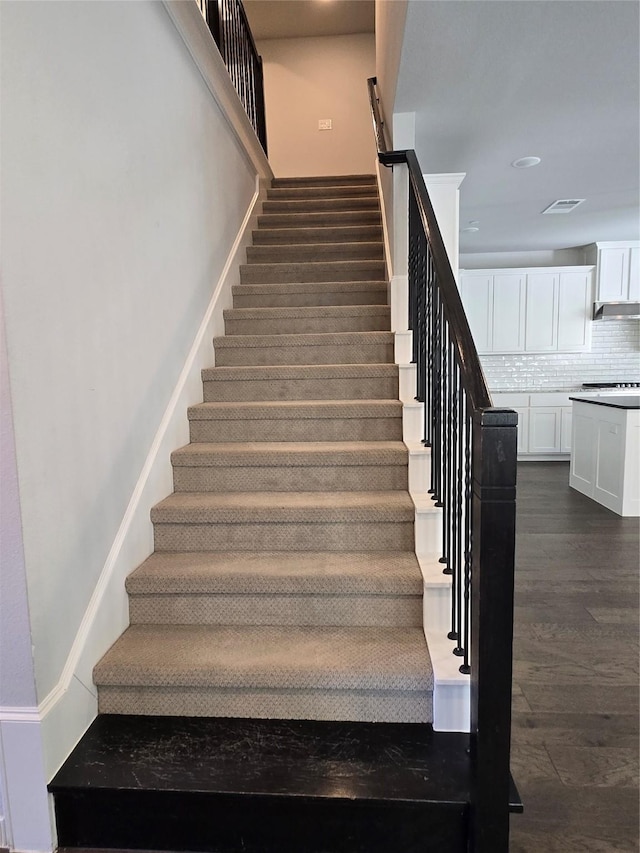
[318,119,332,131]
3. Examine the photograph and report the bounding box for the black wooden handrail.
[206,0,268,154]
[367,76,518,853]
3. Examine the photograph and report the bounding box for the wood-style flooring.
[509,462,639,852]
[57,462,639,853]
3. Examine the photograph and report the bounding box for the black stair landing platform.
[50,715,474,853]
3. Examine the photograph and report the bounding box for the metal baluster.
[439,325,450,567]
[455,398,472,673]
[424,243,433,448]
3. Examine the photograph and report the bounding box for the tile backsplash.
[482,320,640,391]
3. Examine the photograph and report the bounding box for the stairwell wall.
[258,33,377,177]
[1,0,264,803]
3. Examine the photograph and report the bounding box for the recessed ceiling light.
[468,220,480,226]
[511,156,541,169]
[462,226,480,233]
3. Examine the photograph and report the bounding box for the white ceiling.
[396,0,640,254]
[243,0,374,41]
[243,0,639,255]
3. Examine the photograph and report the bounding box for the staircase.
[50,175,474,853]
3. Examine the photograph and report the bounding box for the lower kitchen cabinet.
[493,393,573,457]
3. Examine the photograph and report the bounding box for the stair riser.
[246,244,384,263]
[232,286,387,308]
[129,594,422,627]
[53,788,464,853]
[189,418,402,443]
[172,465,408,492]
[262,198,379,213]
[98,685,430,722]
[153,521,414,552]
[224,315,390,335]
[258,211,381,228]
[214,342,394,366]
[252,226,383,245]
[272,174,376,187]
[203,376,398,401]
[267,186,378,200]
[239,261,386,284]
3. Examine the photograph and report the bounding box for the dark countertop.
[569,395,640,410]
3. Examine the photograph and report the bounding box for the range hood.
[592,301,640,320]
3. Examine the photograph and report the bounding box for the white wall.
[259,33,377,177]
[1,0,263,823]
[375,0,408,126]
[461,248,588,269]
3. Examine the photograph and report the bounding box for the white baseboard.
[34,180,264,783]
[0,717,53,852]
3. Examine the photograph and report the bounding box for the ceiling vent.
[542,199,586,214]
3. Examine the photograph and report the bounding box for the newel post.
[469,408,518,853]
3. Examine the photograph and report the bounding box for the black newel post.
[469,407,518,853]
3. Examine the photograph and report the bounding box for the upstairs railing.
[368,77,518,852]
[205,0,268,154]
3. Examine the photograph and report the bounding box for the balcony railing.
[368,76,519,852]
[205,0,267,154]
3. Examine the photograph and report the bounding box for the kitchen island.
[569,395,640,516]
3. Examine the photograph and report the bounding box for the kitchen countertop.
[569,395,640,410]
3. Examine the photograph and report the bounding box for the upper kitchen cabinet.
[586,241,640,302]
[460,266,594,354]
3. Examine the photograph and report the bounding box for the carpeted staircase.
[92,174,434,725]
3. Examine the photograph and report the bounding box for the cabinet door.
[529,407,561,453]
[558,272,591,351]
[598,247,629,301]
[628,247,640,301]
[526,274,558,351]
[492,274,526,352]
[561,407,573,453]
[460,275,492,353]
[514,407,529,454]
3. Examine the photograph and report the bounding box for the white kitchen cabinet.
[460,274,492,352]
[529,407,561,453]
[493,274,526,352]
[558,272,592,350]
[460,266,593,355]
[588,241,640,302]
[561,407,573,453]
[525,273,558,351]
[492,392,573,457]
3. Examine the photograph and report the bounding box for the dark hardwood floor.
[57,462,639,853]
[509,462,639,852]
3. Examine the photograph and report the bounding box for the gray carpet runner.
[94,174,433,723]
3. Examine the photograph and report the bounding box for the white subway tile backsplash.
[483,320,639,391]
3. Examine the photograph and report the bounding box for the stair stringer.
[400,336,471,734]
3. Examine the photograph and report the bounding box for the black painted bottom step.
[50,715,475,853]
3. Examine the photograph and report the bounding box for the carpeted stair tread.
[202,363,397,382]
[266,186,378,200]
[223,305,389,321]
[239,259,385,284]
[126,551,422,596]
[151,491,415,524]
[246,242,384,262]
[94,624,432,692]
[171,441,407,467]
[262,197,379,214]
[258,210,382,229]
[252,225,383,245]
[188,399,402,421]
[271,174,376,188]
[213,330,393,349]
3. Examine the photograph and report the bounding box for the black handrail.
[367,76,518,853]
[206,0,268,154]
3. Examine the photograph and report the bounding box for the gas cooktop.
[582,382,640,389]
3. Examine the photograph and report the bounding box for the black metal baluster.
[424,243,433,448]
[448,359,460,639]
[455,398,472,671]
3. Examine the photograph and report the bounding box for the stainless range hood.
[593,301,640,320]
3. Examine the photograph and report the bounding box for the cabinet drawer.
[530,393,572,407]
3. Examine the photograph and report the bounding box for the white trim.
[37,182,262,737]
[161,0,273,182]
[422,172,466,188]
[0,708,40,724]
